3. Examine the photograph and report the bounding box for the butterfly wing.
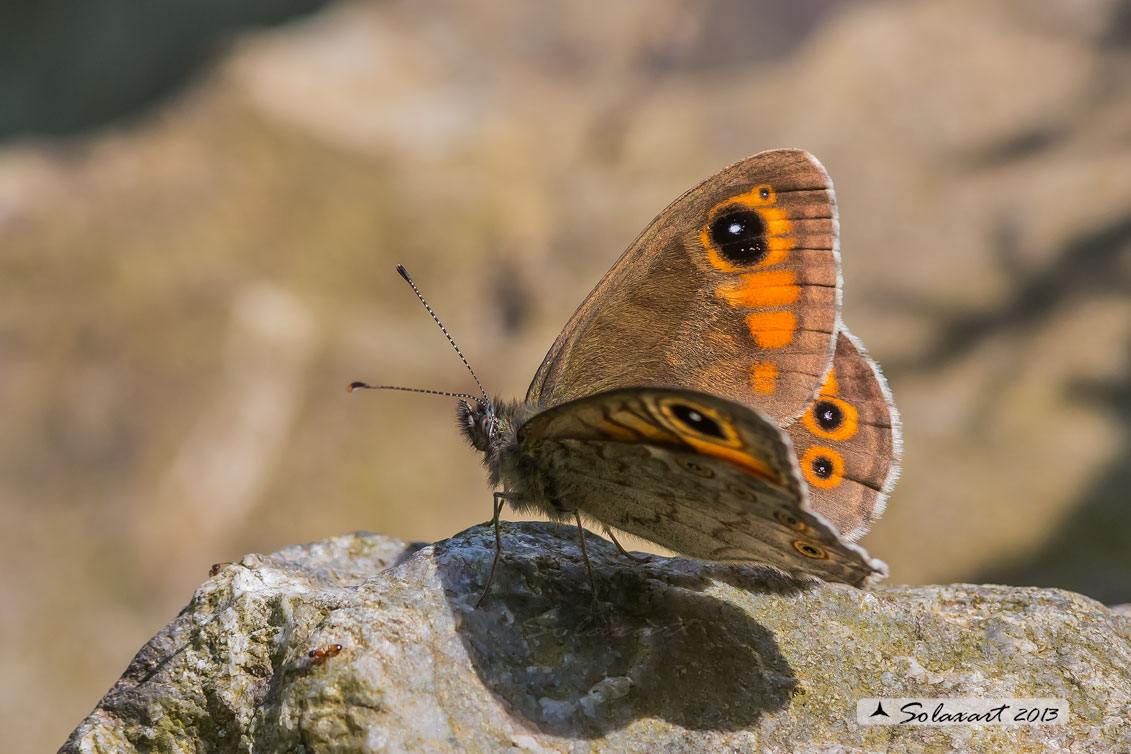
[787,327,902,541]
[526,149,841,426]
[512,387,887,586]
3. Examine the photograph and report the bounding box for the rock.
[13,2,1131,745]
[60,526,1130,753]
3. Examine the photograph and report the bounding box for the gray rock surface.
[61,525,1130,753]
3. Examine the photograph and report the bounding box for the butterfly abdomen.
[493,441,577,522]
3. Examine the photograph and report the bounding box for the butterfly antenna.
[394,264,492,409]
[346,382,484,406]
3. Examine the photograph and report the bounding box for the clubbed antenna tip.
[392,264,491,409]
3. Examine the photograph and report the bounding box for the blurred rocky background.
[3,0,1129,749]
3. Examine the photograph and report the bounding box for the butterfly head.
[351,264,504,452]
[458,398,498,452]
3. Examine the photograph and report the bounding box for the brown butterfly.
[353,149,899,598]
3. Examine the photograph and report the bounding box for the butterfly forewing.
[526,149,841,427]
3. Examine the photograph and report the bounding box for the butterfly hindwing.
[526,149,841,426]
[787,327,902,541]
[512,387,886,586]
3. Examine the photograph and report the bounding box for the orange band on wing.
[745,310,797,349]
[762,208,793,238]
[758,207,794,268]
[716,270,799,308]
[595,420,641,442]
[820,367,840,396]
[682,438,780,483]
[608,410,677,443]
[728,184,777,207]
[749,361,778,394]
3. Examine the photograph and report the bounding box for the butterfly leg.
[572,510,602,600]
[474,491,510,608]
[603,526,649,563]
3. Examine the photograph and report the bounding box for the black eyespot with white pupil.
[813,400,844,432]
[670,403,725,438]
[811,455,834,479]
[793,541,827,559]
[708,208,767,266]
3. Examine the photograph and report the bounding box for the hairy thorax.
[457,398,572,521]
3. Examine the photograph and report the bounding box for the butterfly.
[353,149,900,597]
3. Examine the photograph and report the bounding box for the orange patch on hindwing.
[800,445,844,489]
[820,367,840,396]
[803,394,858,442]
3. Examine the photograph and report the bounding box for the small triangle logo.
[870,702,890,718]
